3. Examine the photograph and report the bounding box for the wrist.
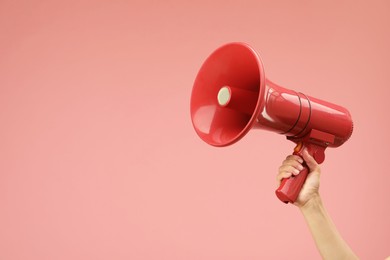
[299,192,322,213]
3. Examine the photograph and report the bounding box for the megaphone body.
[190,43,353,203]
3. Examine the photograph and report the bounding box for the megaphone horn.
[190,42,353,204]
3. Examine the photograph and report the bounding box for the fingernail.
[298,165,304,170]
[294,169,300,175]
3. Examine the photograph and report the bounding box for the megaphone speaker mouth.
[190,42,266,147]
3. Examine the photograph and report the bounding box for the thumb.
[302,149,320,172]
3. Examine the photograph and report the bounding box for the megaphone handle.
[275,163,309,204]
[275,142,325,203]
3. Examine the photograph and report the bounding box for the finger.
[281,159,304,172]
[279,165,302,176]
[276,171,293,185]
[277,166,299,182]
[282,161,303,171]
[284,155,304,164]
[302,149,320,172]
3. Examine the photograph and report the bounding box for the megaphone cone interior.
[190,43,266,146]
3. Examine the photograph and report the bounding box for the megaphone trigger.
[293,142,304,153]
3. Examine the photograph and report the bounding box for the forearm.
[300,194,358,260]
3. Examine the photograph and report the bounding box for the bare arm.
[300,193,358,260]
[277,149,358,260]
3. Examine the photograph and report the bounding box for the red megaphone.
[190,42,353,204]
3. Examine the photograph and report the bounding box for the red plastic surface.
[190,43,266,147]
[190,42,353,203]
[190,43,353,148]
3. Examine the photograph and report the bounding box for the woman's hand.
[276,149,321,208]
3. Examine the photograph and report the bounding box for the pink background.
[1,0,389,259]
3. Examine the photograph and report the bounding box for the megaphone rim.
[190,42,266,147]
